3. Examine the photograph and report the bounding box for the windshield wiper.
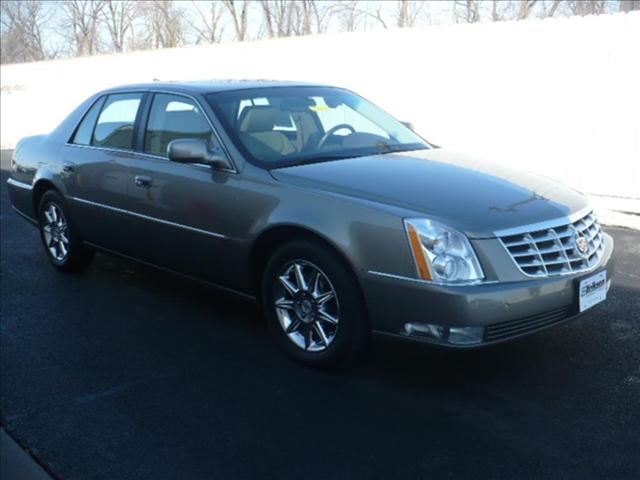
[290,152,366,165]
[375,140,393,153]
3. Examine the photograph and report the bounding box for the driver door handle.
[134,175,153,188]
[62,161,76,173]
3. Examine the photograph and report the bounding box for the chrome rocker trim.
[11,205,38,224]
[6,178,33,190]
[69,196,228,240]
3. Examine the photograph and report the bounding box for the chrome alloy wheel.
[273,260,340,352]
[42,203,70,262]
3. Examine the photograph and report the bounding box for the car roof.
[100,80,331,96]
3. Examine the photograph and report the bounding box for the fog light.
[403,322,446,341]
[448,326,484,345]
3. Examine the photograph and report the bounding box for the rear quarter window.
[70,96,105,145]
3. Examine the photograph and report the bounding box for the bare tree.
[490,0,562,21]
[259,0,316,38]
[397,0,424,28]
[334,0,390,30]
[140,0,185,49]
[453,0,481,23]
[540,0,563,17]
[335,0,364,32]
[0,0,52,63]
[491,0,501,20]
[566,0,608,15]
[517,0,538,19]
[61,0,106,56]
[192,0,225,44]
[366,3,389,28]
[300,0,335,34]
[102,0,137,52]
[619,0,640,11]
[222,0,250,41]
[260,0,295,37]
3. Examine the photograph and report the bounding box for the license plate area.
[578,270,607,312]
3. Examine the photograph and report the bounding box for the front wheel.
[38,190,94,273]
[262,239,369,367]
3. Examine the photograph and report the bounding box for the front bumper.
[361,232,615,347]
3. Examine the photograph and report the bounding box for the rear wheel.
[262,239,368,367]
[38,190,94,272]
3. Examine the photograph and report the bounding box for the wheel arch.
[250,224,365,303]
[32,178,61,214]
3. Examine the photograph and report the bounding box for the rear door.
[61,92,145,251]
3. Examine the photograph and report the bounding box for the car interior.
[237,105,326,158]
[145,109,212,156]
[225,94,394,162]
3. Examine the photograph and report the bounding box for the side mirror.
[167,139,230,169]
[401,121,415,132]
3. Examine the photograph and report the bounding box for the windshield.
[206,87,429,168]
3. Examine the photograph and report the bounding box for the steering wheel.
[317,124,356,149]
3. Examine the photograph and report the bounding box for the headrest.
[239,106,280,133]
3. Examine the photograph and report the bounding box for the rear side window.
[71,96,105,145]
[92,93,143,149]
[144,93,214,157]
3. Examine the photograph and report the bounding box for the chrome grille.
[499,211,604,277]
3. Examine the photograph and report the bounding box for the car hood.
[270,148,590,238]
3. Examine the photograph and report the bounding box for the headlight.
[404,218,484,284]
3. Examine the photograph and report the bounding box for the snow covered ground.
[1,11,638,220]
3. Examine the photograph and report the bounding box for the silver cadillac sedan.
[7,81,614,366]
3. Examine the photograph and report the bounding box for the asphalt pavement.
[1,150,639,479]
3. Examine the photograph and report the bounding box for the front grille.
[484,306,573,342]
[499,210,604,277]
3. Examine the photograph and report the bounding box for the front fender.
[254,186,418,281]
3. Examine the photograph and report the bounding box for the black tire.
[38,190,94,273]
[262,238,369,367]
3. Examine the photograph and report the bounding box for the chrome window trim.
[64,143,135,155]
[65,89,238,174]
[69,196,228,240]
[64,140,234,175]
[368,270,498,286]
[7,178,33,190]
[493,205,593,238]
[132,150,236,174]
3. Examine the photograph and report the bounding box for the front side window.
[207,87,428,168]
[92,93,143,149]
[71,96,105,145]
[144,93,215,157]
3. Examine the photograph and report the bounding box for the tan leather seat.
[290,111,320,152]
[239,107,297,157]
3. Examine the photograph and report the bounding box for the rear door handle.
[134,175,153,188]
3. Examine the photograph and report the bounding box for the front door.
[122,92,239,285]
